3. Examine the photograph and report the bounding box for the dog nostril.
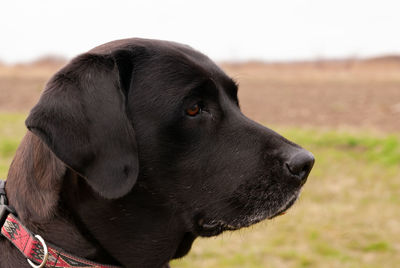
[286,150,315,185]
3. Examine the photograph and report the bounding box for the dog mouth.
[195,192,300,237]
[195,218,240,237]
[267,192,299,219]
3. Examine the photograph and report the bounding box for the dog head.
[26,38,314,250]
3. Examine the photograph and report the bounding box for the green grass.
[1,113,399,267]
[0,113,26,178]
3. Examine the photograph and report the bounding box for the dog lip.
[268,193,299,219]
[201,222,219,230]
[198,219,238,230]
[195,191,301,236]
[196,219,240,237]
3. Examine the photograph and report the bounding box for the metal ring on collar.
[27,235,49,268]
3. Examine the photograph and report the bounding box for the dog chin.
[195,191,300,237]
[267,191,300,219]
[195,219,240,237]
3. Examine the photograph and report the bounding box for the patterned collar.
[0,181,121,268]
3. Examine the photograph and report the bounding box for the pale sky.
[1,0,399,63]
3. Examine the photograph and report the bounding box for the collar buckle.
[0,181,14,227]
[0,198,14,227]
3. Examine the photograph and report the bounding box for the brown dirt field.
[1,58,399,132]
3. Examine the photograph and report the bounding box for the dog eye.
[186,103,201,116]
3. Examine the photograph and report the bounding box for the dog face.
[26,38,314,246]
[122,41,315,237]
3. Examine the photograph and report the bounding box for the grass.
[0,113,26,178]
[1,113,399,267]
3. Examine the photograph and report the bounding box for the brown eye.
[186,104,201,116]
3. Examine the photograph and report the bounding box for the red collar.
[0,181,121,268]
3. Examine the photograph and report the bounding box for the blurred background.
[1,0,399,267]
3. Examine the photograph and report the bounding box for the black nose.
[286,150,315,185]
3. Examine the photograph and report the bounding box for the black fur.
[1,38,314,268]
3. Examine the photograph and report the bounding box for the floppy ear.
[25,53,138,199]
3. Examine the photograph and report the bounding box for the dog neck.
[1,132,194,268]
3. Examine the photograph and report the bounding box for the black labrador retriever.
[0,38,314,268]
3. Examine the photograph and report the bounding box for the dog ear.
[25,52,138,199]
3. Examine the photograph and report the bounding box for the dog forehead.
[91,38,225,76]
[91,38,236,100]
[90,38,198,61]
